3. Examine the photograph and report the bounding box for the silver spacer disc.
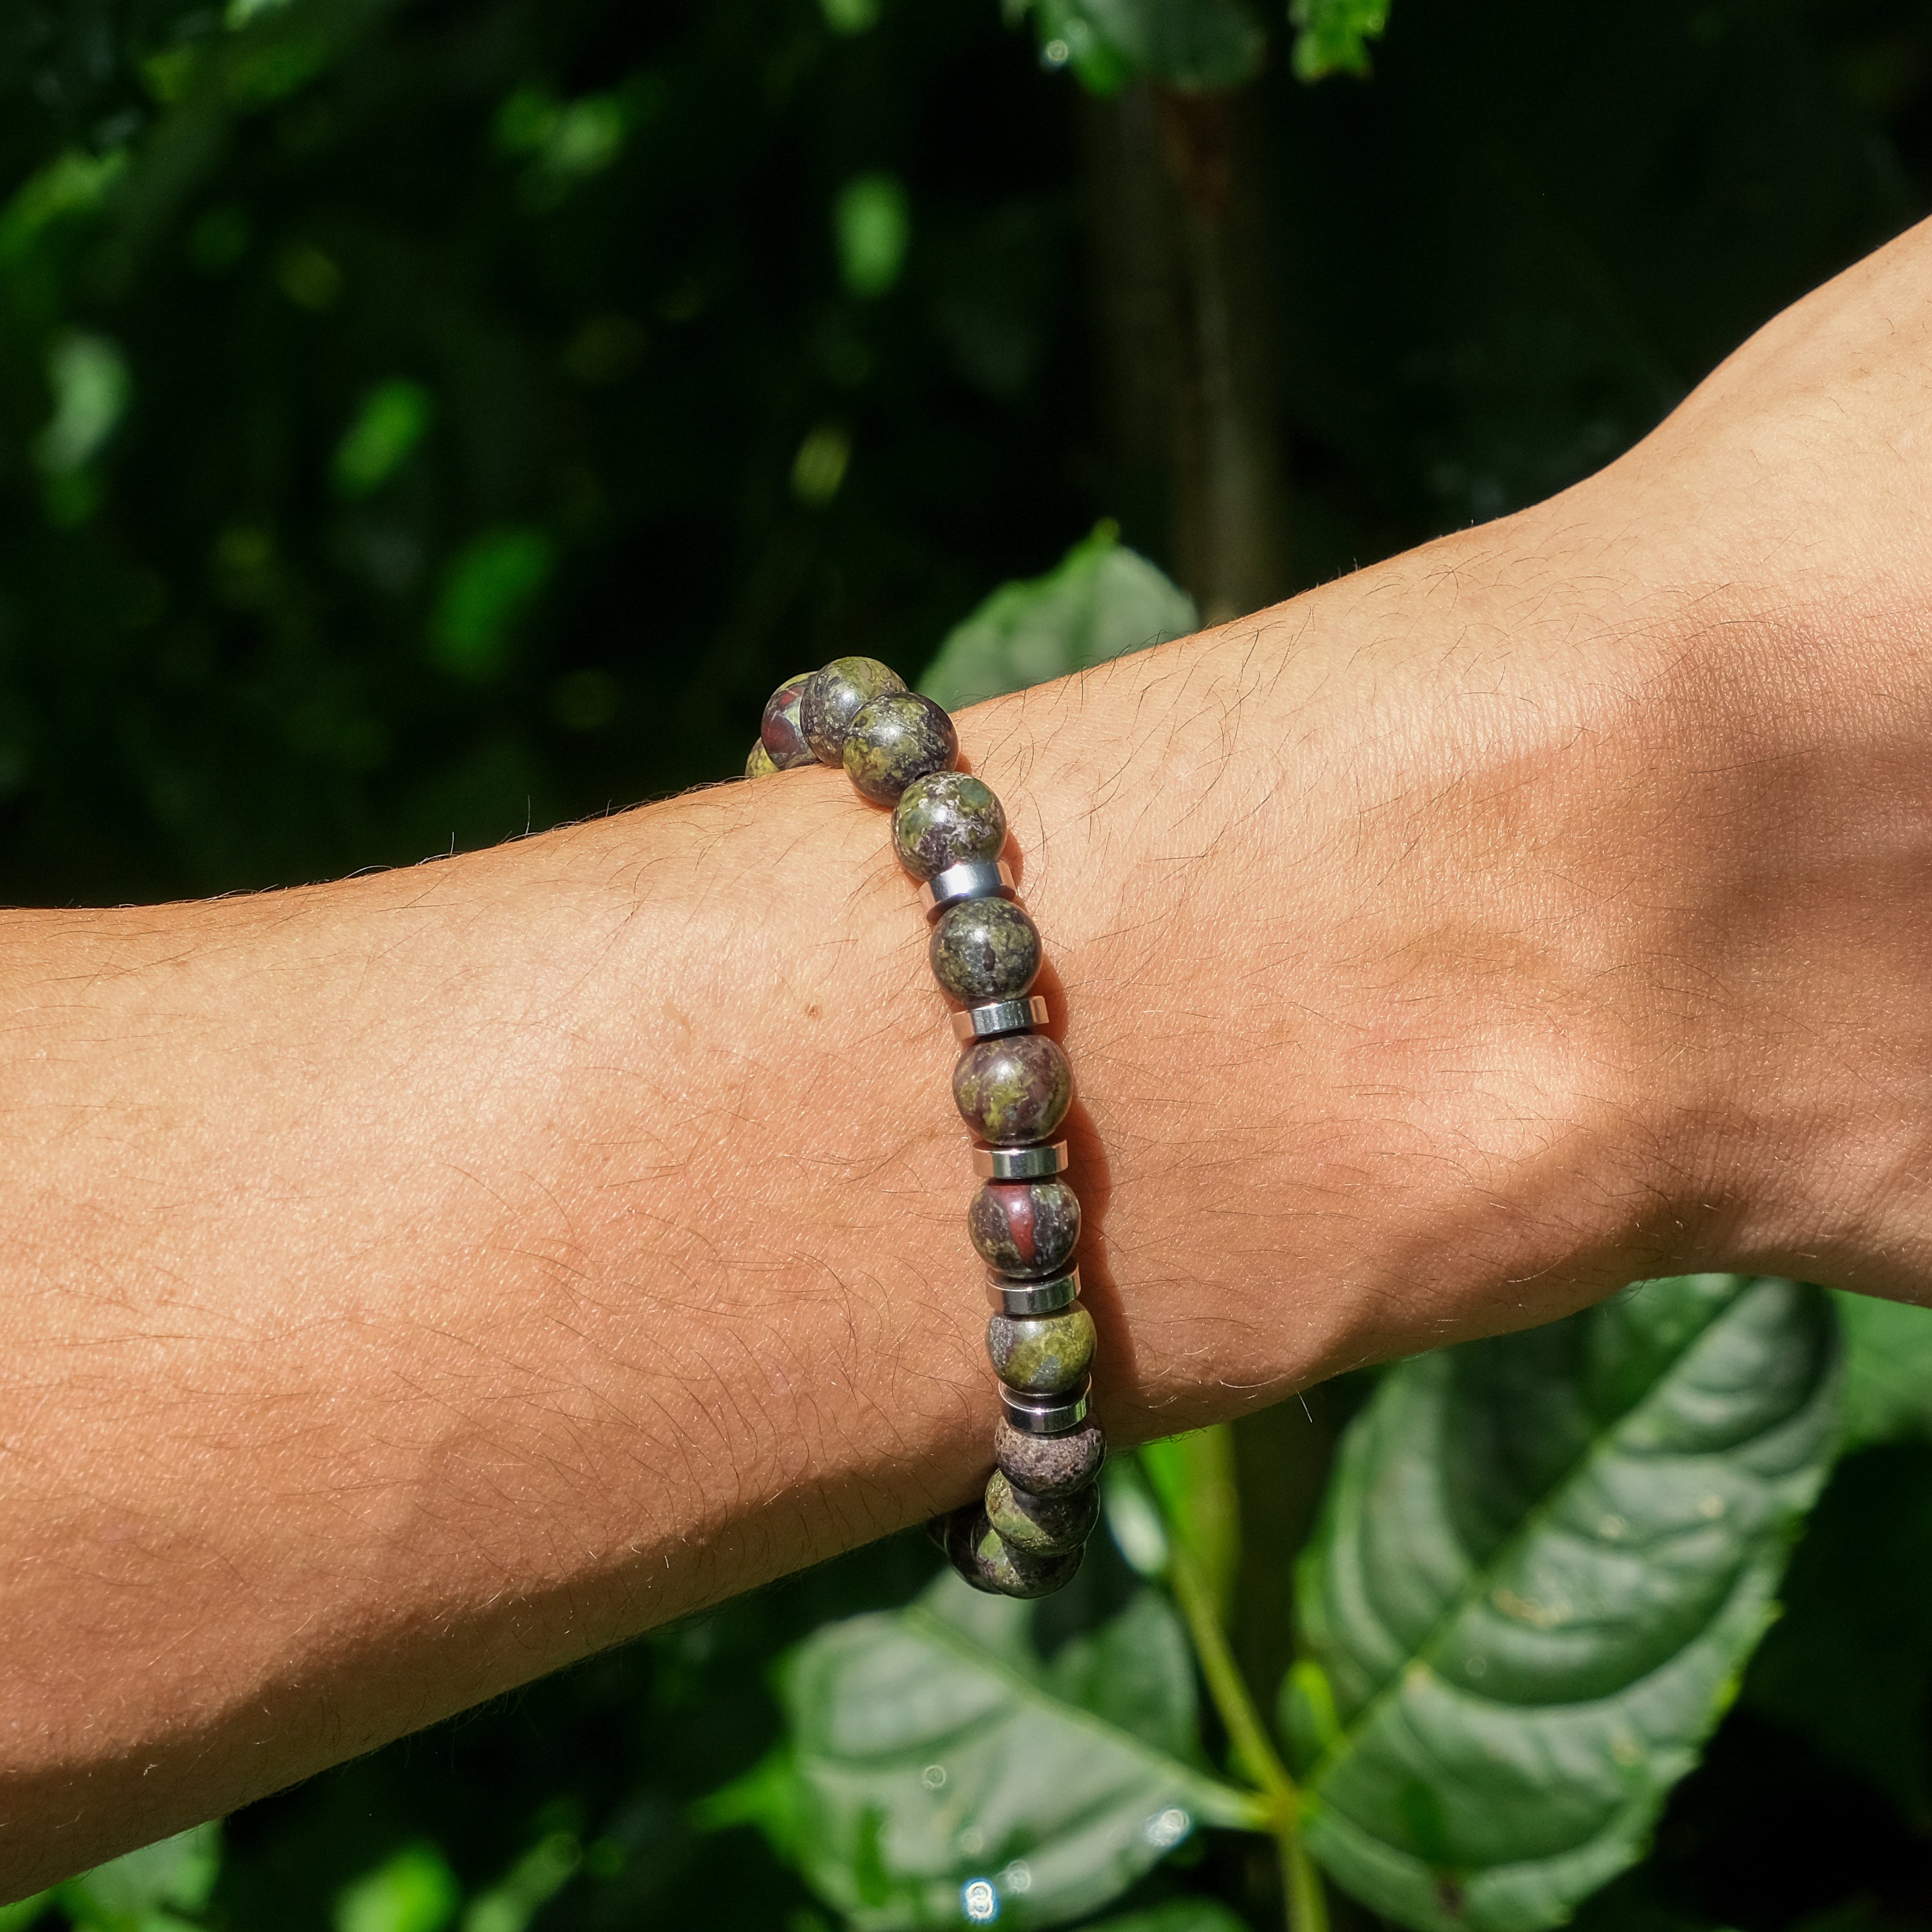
[986,1266,1080,1316]
[999,1379,1091,1435]
[971,1141,1068,1181]
[950,995,1049,1044]
[920,858,1017,920]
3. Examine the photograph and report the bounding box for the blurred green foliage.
[6,0,1932,1929]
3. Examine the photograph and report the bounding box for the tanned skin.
[7,216,1932,1895]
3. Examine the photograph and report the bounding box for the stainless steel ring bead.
[972,1141,1068,1181]
[919,859,1017,920]
[985,1266,1080,1316]
[950,995,1049,1044]
[999,1379,1091,1435]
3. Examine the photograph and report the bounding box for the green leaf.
[1288,0,1389,81]
[1086,1903,1255,1932]
[431,527,556,679]
[1832,1289,1932,1449]
[332,379,434,497]
[1139,1429,1240,1625]
[1018,0,1267,94]
[1744,1443,1932,1830]
[334,1846,460,1932]
[834,174,911,299]
[1286,1275,1839,1932]
[459,1831,580,1932]
[750,1571,1264,1929]
[918,524,1197,711]
[55,1823,221,1931]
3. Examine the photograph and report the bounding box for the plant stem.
[1156,1486,1329,1932]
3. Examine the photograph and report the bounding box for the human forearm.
[12,217,1932,1891]
[0,528,1702,1884]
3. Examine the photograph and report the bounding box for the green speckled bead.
[746,742,777,779]
[987,1303,1095,1394]
[799,656,906,765]
[985,1468,1099,1555]
[945,1504,1083,1598]
[968,1177,1080,1278]
[892,772,1007,882]
[842,692,958,804]
[954,1034,1072,1147]
[930,897,1040,1004]
[995,1416,1106,1497]
[760,671,817,769]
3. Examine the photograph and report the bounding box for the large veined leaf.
[731,1571,1262,1930]
[1831,1288,1932,1449]
[1283,1275,1839,1932]
[919,523,1197,712]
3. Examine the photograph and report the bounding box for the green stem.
[1153,1473,1330,1932]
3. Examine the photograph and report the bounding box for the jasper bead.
[994,1416,1107,1497]
[968,1177,1081,1278]
[843,692,958,804]
[954,1034,1072,1147]
[930,897,1040,1004]
[985,1469,1100,1555]
[892,772,1007,882]
[745,741,777,779]
[800,656,906,765]
[987,1304,1095,1394]
[945,1504,1083,1598]
[760,671,817,769]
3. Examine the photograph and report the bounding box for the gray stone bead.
[745,742,777,779]
[994,1416,1107,1497]
[987,1303,1095,1394]
[945,1503,1083,1598]
[760,672,818,769]
[954,1033,1073,1147]
[842,692,958,804]
[800,656,906,765]
[985,1468,1099,1556]
[969,1177,1081,1278]
[930,897,1040,1004]
[892,772,1007,882]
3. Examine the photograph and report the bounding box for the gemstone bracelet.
[746,657,1103,1598]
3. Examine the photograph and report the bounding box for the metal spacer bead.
[986,1266,1080,1316]
[972,1141,1068,1181]
[919,859,1017,920]
[1000,1378,1091,1435]
[951,995,1048,1044]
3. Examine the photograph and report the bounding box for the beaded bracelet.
[746,656,1104,1599]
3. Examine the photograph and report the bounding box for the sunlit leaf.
[1140,1428,1240,1625]
[1285,1275,1839,1932]
[835,174,910,298]
[35,330,130,476]
[918,522,1196,711]
[335,1845,460,1932]
[459,1831,580,1932]
[725,1572,1264,1929]
[55,1823,221,1931]
[1288,0,1389,81]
